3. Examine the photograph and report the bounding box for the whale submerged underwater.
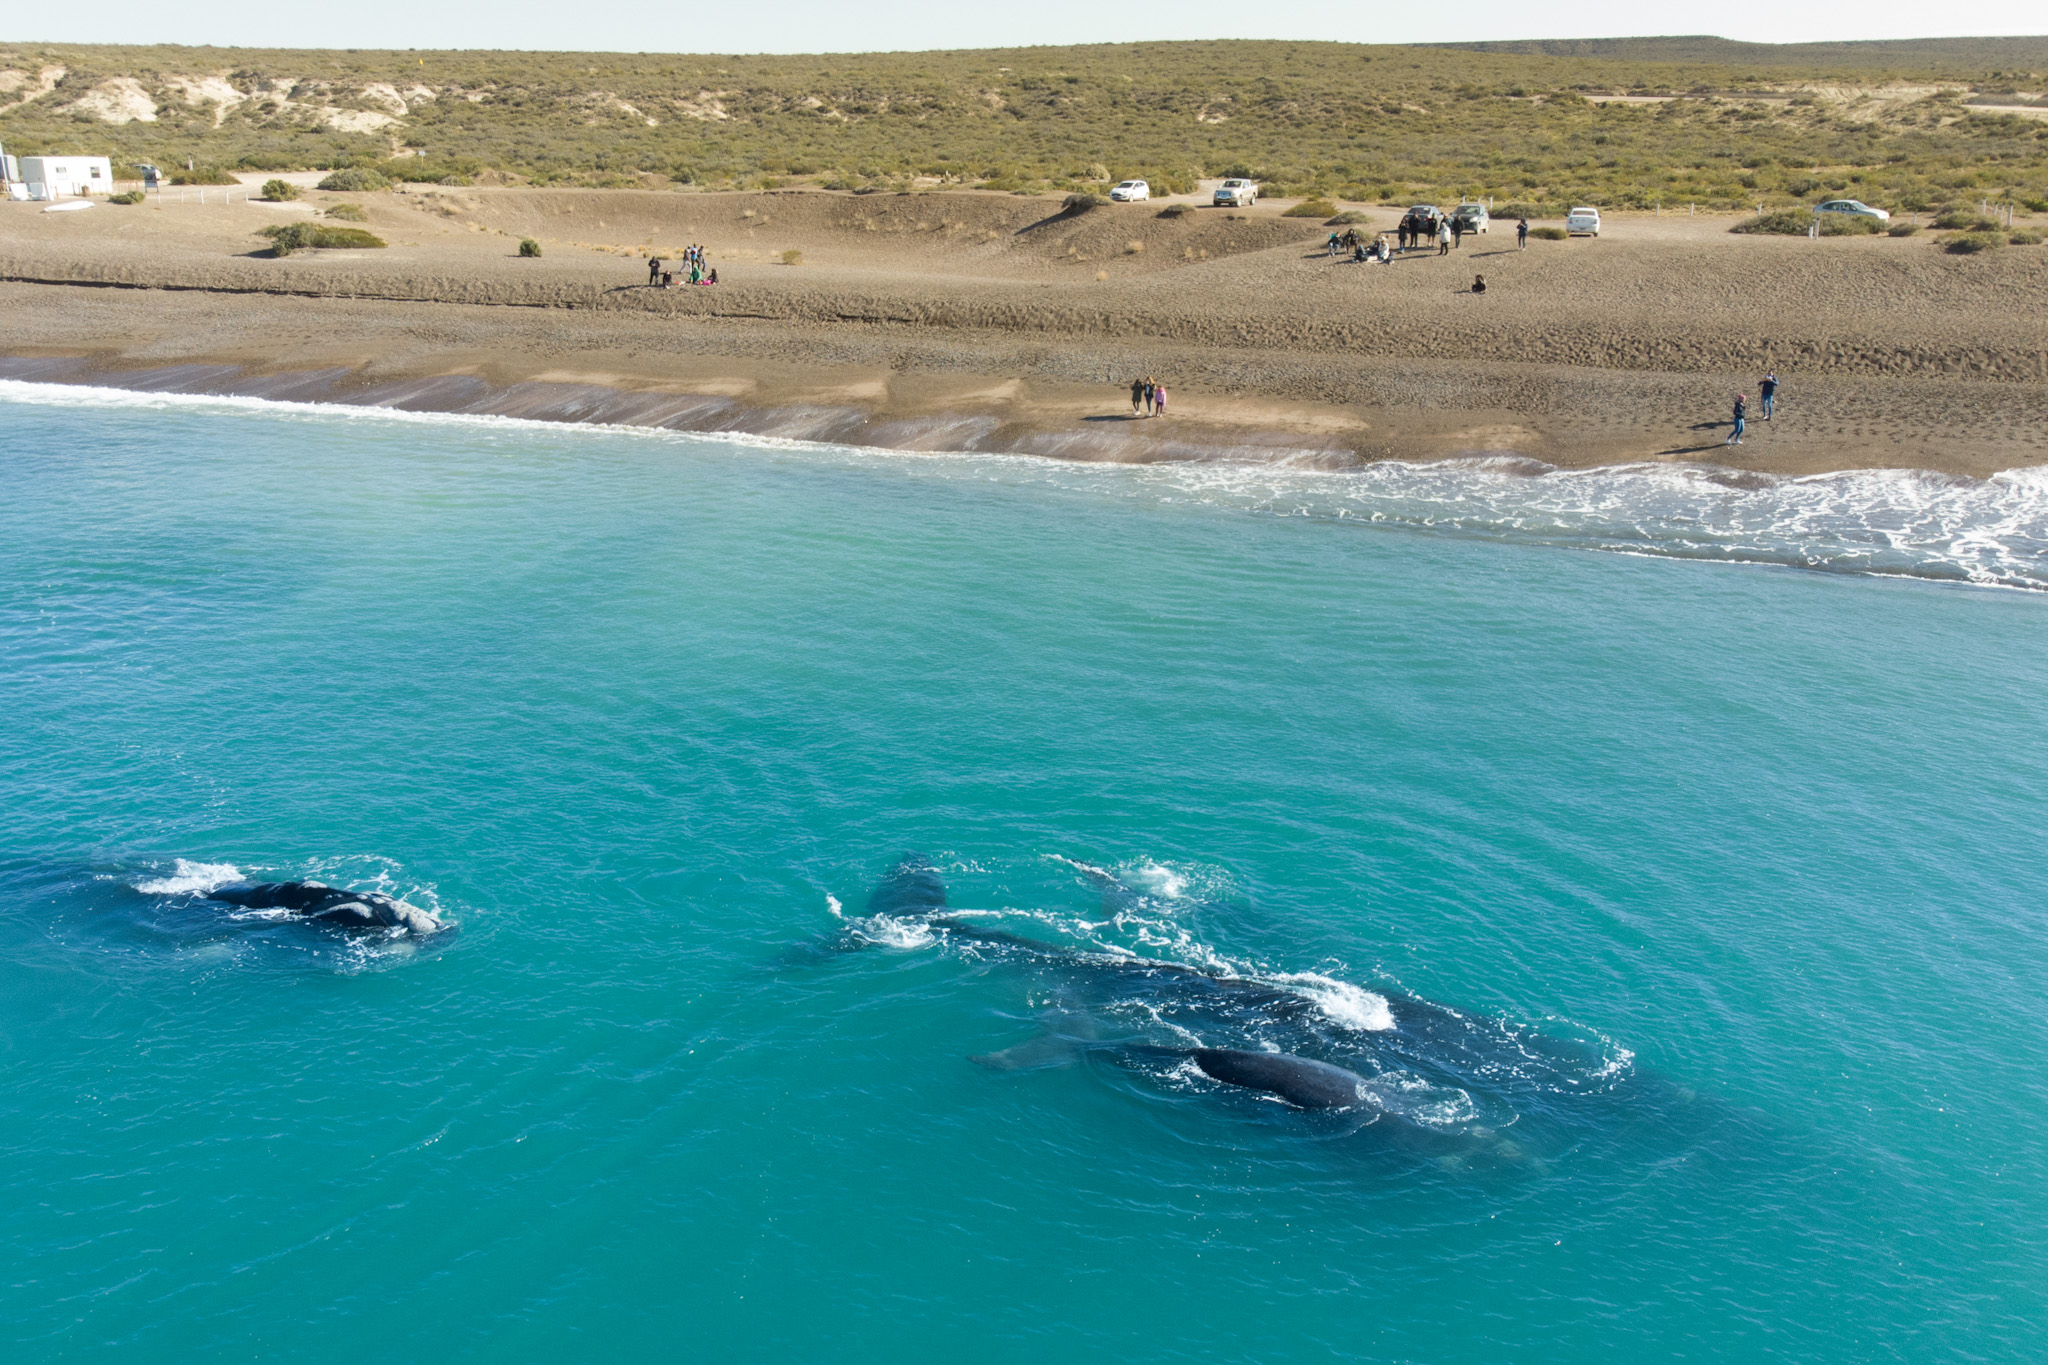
[830,854,1642,1161]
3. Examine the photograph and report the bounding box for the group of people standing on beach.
[1128,376,1168,418]
[648,244,717,288]
[1334,218,1529,266]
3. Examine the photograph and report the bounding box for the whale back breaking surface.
[1190,1048,1371,1110]
[208,880,446,934]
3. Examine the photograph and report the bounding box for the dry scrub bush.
[317,168,391,193]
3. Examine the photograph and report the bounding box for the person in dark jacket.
[1759,373,1779,421]
[1517,218,1529,249]
[1726,394,1748,446]
[1472,274,1486,294]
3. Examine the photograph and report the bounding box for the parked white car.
[1814,198,1890,224]
[1109,180,1150,203]
[1565,206,1603,236]
[1212,178,1258,207]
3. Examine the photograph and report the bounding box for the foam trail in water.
[134,859,244,896]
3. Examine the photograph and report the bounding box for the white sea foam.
[134,859,244,895]
[852,915,934,950]
[7,377,2044,588]
[1129,861,1189,900]
[1269,972,1397,1031]
[825,894,844,919]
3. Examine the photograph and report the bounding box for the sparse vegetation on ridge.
[1,39,2044,208]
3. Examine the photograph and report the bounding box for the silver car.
[1814,198,1890,224]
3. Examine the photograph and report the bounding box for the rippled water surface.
[3,387,2046,1361]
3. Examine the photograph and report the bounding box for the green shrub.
[781,248,803,265]
[107,190,144,205]
[1062,192,1102,213]
[1155,203,1190,218]
[1887,222,1920,236]
[168,166,239,186]
[317,168,391,193]
[324,203,367,221]
[260,178,299,201]
[1730,211,1811,235]
[2010,230,2043,245]
[1283,198,1338,218]
[518,238,542,257]
[1529,225,1568,240]
[1818,213,1882,235]
[436,175,472,187]
[1944,231,2004,254]
[1931,208,1998,231]
[257,223,387,255]
[1326,210,1373,224]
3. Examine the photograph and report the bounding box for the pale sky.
[7,1,2042,55]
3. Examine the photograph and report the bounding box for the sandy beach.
[2,184,2044,474]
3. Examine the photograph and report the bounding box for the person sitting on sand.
[705,267,718,285]
[1472,274,1486,294]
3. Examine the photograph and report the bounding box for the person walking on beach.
[1726,393,1747,446]
[1451,219,1464,250]
[1130,376,1146,417]
[1517,218,1529,250]
[1759,373,1778,421]
[1437,220,1452,256]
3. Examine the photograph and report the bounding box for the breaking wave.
[4,378,2040,589]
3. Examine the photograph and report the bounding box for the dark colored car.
[1399,205,1444,238]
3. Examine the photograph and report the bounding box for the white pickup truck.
[1212,178,1259,207]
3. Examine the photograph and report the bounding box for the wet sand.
[2,187,2043,474]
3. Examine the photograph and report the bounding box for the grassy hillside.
[2,39,2044,211]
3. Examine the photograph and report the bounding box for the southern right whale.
[206,880,447,935]
[835,855,1625,1155]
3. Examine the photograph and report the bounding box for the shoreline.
[2,187,2045,478]
[5,331,2046,480]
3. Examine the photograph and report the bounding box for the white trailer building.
[19,156,114,198]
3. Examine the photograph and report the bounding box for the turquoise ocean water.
[3,382,2045,1361]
